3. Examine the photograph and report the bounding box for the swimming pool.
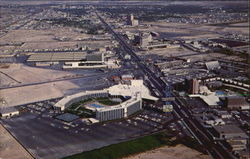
[216,91,226,96]
[90,103,104,108]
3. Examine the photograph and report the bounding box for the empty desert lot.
[0,124,33,159]
[124,144,211,159]
[0,29,90,43]
[0,29,113,51]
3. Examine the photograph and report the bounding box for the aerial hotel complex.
[54,80,158,122]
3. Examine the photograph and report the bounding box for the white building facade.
[54,80,157,122]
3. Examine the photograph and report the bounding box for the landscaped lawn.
[68,99,93,110]
[65,99,94,118]
[96,97,120,106]
[63,132,176,159]
[62,131,205,159]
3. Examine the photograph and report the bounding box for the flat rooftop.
[0,107,18,114]
[55,113,79,122]
[27,52,87,62]
[214,125,248,137]
[108,80,158,101]
[189,92,220,106]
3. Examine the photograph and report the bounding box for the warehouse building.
[63,53,105,69]
[205,61,220,70]
[213,125,248,153]
[0,107,19,118]
[27,52,87,63]
[213,125,248,140]
[227,139,247,152]
[27,52,119,69]
[223,96,250,110]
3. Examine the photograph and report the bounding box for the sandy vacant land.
[118,21,248,41]
[0,29,86,52]
[138,47,196,57]
[0,29,112,52]
[0,73,17,87]
[230,22,249,27]
[138,47,245,62]
[193,24,249,35]
[0,80,78,107]
[0,64,78,107]
[148,21,249,36]
[0,73,110,107]
[0,63,108,107]
[0,124,33,159]
[0,63,109,107]
[124,144,211,159]
[0,29,91,43]
[179,52,245,63]
[0,64,75,87]
[117,22,220,40]
[21,41,77,50]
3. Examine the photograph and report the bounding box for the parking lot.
[1,100,175,159]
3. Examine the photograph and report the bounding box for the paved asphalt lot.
[1,100,173,159]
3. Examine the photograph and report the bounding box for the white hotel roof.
[54,80,158,110]
[189,92,220,106]
[107,80,158,101]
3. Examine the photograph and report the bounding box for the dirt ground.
[0,29,91,43]
[138,47,245,62]
[196,22,249,35]
[137,47,196,57]
[0,63,81,107]
[0,81,71,107]
[116,21,248,40]
[123,144,211,159]
[0,64,75,87]
[116,22,219,39]
[178,52,245,63]
[0,124,33,159]
[0,29,112,52]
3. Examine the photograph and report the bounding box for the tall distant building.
[139,32,152,47]
[127,14,139,26]
[127,14,134,24]
[186,78,199,94]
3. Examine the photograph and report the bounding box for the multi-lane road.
[97,13,166,96]
[174,97,234,159]
[96,12,234,159]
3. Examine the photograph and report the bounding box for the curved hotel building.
[54,80,157,122]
